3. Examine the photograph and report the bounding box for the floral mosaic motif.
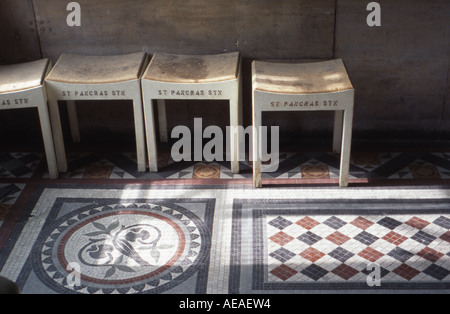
[81,219,174,278]
[34,202,211,294]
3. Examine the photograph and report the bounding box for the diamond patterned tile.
[296,217,320,230]
[393,264,421,281]
[323,216,347,230]
[377,217,403,230]
[350,216,375,230]
[393,264,420,281]
[411,230,437,246]
[417,247,444,263]
[300,264,328,281]
[332,264,359,280]
[262,210,450,290]
[268,216,293,230]
[269,247,296,263]
[270,231,295,246]
[382,231,408,246]
[423,264,450,281]
[354,231,379,245]
[405,216,430,230]
[297,231,322,246]
[433,216,450,230]
[270,264,298,281]
[328,247,354,263]
[440,231,450,243]
[358,247,385,262]
[326,231,351,245]
[300,247,326,262]
[387,247,414,263]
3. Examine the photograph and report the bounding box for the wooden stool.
[45,53,148,172]
[141,52,242,173]
[252,59,354,187]
[0,59,58,179]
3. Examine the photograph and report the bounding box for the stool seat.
[0,59,50,93]
[0,59,58,179]
[143,52,240,83]
[45,52,148,174]
[251,58,355,188]
[46,53,146,84]
[253,59,353,94]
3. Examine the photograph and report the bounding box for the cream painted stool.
[141,52,242,173]
[0,59,58,179]
[252,59,354,187]
[45,53,148,173]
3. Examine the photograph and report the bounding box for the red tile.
[440,231,450,243]
[358,247,384,262]
[405,216,430,230]
[382,231,408,246]
[270,264,298,281]
[325,231,351,245]
[270,231,294,246]
[350,217,374,230]
[296,217,320,230]
[332,264,359,280]
[393,264,420,281]
[299,247,326,263]
[417,247,444,263]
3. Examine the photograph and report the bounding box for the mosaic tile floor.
[1,151,450,294]
[0,183,449,294]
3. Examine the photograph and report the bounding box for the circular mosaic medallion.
[33,203,209,294]
[193,165,220,179]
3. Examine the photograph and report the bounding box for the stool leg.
[230,86,240,174]
[143,98,159,172]
[48,98,68,173]
[333,110,344,154]
[67,100,81,143]
[252,103,262,188]
[37,98,58,179]
[157,99,168,143]
[132,96,147,172]
[339,109,354,187]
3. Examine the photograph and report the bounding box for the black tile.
[411,231,436,246]
[323,216,347,230]
[423,264,450,281]
[297,231,322,246]
[269,247,296,263]
[387,247,414,263]
[433,216,450,230]
[300,264,328,281]
[354,231,379,246]
[328,247,354,262]
[268,216,293,230]
[377,217,402,230]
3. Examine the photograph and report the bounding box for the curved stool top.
[46,52,147,84]
[0,59,50,94]
[143,52,240,83]
[253,59,353,95]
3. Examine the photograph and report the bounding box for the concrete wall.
[0,0,449,148]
